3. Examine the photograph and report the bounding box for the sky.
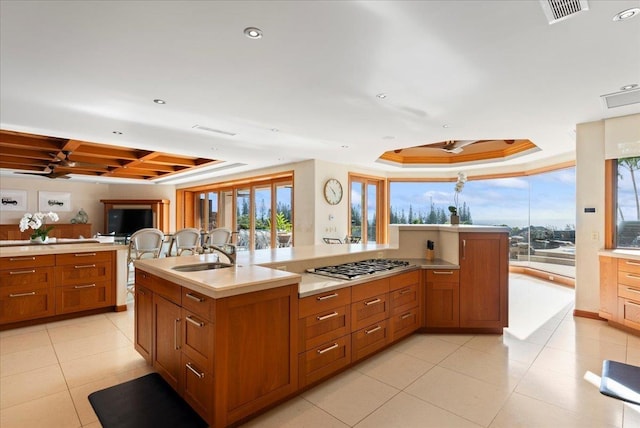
[389,167,578,229]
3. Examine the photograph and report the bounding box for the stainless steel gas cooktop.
[306,259,411,280]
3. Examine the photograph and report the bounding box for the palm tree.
[619,157,640,220]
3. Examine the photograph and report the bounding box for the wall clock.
[323,178,343,205]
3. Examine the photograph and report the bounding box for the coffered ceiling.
[1,1,639,183]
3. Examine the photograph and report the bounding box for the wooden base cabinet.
[0,255,55,323]
[389,270,421,341]
[599,256,619,320]
[134,269,298,427]
[459,232,509,331]
[425,269,460,328]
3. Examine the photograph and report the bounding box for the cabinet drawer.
[618,270,640,288]
[298,335,351,388]
[390,308,420,341]
[390,270,420,291]
[1,254,55,270]
[56,261,112,285]
[299,304,350,351]
[620,298,640,331]
[426,269,460,282]
[181,354,214,424]
[148,276,182,305]
[352,278,389,302]
[182,309,215,371]
[56,251,112,265]
[390,282,419,315]
[0,266,53,289]
[55,280,112,313]
[182,288,214,321]
[619,258,640,275]
[352,292,389,331]
[0,286,55,324]
[135,269,154,288]
[352,319,389,362]
[619,284,640,302]
[299,288,351,319]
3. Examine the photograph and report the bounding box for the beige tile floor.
[1,273,639,428]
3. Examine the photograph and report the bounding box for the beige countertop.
[134,245,459,299]
[0,240,127,256]
[598,249,640,261]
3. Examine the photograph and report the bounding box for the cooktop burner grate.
[307,259,411,280]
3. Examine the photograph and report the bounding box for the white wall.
[575,113,640,313]
[0,176,110,235]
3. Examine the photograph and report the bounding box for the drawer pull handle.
[74,264,96,269]
[186,362,205,379]
[317,343,339,354]
[186,315,204,327]
[9,291,36,298]
[9,257,36,261]
[364,298,381,306]
[399,288,412,295]
[185,293,204,302]
[626,301,640,308]
[317,311,339,321]
[433,271,454,275]
[317,293,338,301]
[401,312,413,320]
[365,325,382,335]
[74,283,96,289]
[626,287,640,294]
[626,274,640,280]
[625,261,640,266]
[9,269,36,275]
[174,319,181,350]
[75,253,97,257]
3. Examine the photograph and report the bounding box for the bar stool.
[127,228,164,293]
[168,228,200,256]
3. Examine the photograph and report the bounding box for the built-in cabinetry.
[134,269,298,427]
[600,255,640,333]
[458,232,509,331]
[100,199,170,234]
[0,223,92,240]
[1,250,115,326]
[424,232,508,333]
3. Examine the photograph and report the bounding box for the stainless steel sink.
[171,262,233,272]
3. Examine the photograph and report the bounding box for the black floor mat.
[600,360,640,405]
[88,373,208,428]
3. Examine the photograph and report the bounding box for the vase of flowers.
[19,211,59,243]
[448,172,467,225]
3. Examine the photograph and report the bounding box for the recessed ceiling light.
[613,7,639,21]
[341,145,350,149]
[112,131,123,135]
[621,83,639,91]
[244,27,263,39]
[376,93,387,99]
[153,99,166,104]
[442,124,450,128]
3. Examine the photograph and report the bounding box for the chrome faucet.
[206,243,236,265]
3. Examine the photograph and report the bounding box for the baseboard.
[573,309,605,320]
[509,266,575,288]
[114,304,128,312]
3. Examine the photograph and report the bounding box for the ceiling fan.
[49,150,106,168]
[16,163,71,179]
[434,140,479,154]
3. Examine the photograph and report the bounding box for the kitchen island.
[133,224,509,426]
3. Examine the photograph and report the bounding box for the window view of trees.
[617,157,640,248]
[389,167,577,277]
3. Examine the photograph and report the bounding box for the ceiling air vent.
[540,0,589,24]
[601,89,640,109]
[192,125,236,137]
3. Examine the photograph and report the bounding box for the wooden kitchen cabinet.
[351,277,390,362]
[134,285,153,363]
[298,288,351,388]
[389,270,421,340]
[616,258,640,332]
[599,256,619,320]
[153,293,182,391]
[425,269,460,328]
[0,255,55,323]
[54,251,113,314]
[458,232,509,331]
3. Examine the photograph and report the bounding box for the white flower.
[19,211,59,232]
